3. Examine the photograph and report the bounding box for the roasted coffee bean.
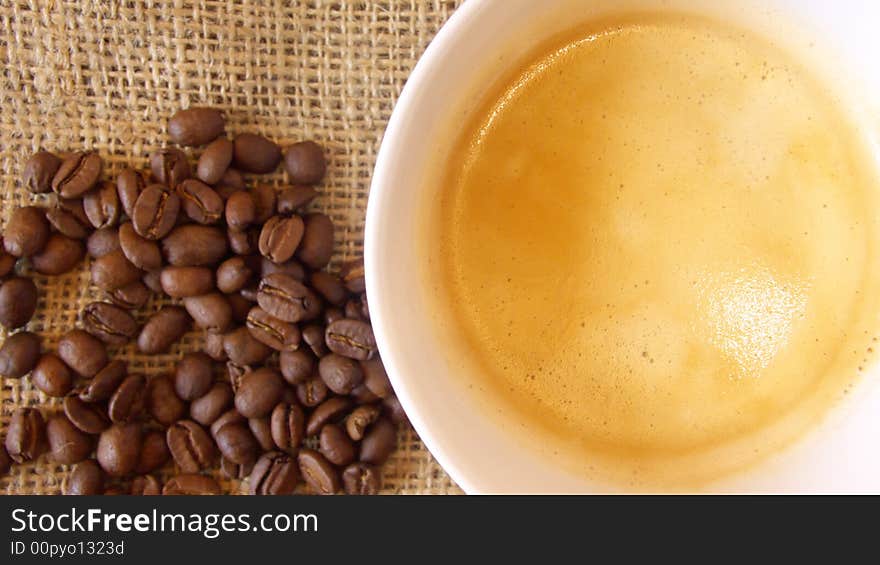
[296,377,328,408]
[361,358,393,399]
[310,272,347,306]
[296,213,334,269]
[351,384,379,404]
[340,259,366,294]
[63,395,110,434]
[233,133,281,173]
[24,151,62,194]
[86,226,120,257]
[227,227,259,255]
[251,184,277,223]
[279,349,315,385]
[203,331,228,362]
[84,180,120,229]
[5,408,47,463]
[324,307,344,326]
[135,430,171,474]
[108,373,146,423]
[248,417,276,452]
[132,184,180,240]
[65,460,104,495]
[221,456,254,480]
[302,323,328,357]
[318,353,363,395]
[249,451,299,495]
[215,422,258,465]
[342,462,381,495]
[344,297,364,320]
[146,375,186,426]
[197,137,233,184]
[91,248,143,291]
[277,185,318,215]
[258,215,304,263]
[137,306,190,354]
[284,141,326,185]
[32,354,74,397]
[52,151,103,198]
[234,368,284,418]
[298,448,339,495]
[0,331,40,378]
[45,202,90,240]
[0,277,37,330]
[116,168,149,218]
[246,306,301,351]
[319,423,355,466]
[142,269,163,292]
[306,396,352,437]
[162,473,221,495]
[223,326,271,366]
[178,179,223,224]
[239,284,259,303]
[131,474,162,495]
[359,417,397,465]
[79,360,127,403]
[118,222,162,271]
[224,190,257,231]
[58,329,108,378]
[81,301,138,345]
[0,243,15,278]
[215,167,245,192]
[216,256,253,294]
[31,233,85,275]
[162,224,228,266]
[228,292,254,324]
[260,256,305,281]
[183,293,232,333]
[167,420,215,472]
[174,352,214,401]
[106,280,150,309]
[150,148,190,188]
[270,401,305,454]
[168,107,225,146]
[345,404,382,441]
[46,415,93,464]
[325,318,377,361]
[5,206,49,257]
[383,396,408,427]
[160,266,214,297]
[210,409,245,438]
[190,382,232,426]
[257,273,321,323]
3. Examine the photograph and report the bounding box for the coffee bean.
[359,417,397,465]
[306,396,352,437]
[296,213,334,269]
[280,349,315,385]
[178,179,223,224]
[83,180,121,229]
[130,474,162,495]
[162,224,228,266]
[0,331,40,378]
[259,257,306,282]
[32,354,74,397]
[248,416,276,452]
[108,373,146,423]
[216,256,253,294]
[258,215,304,263]
[360,358,393,399]
[251,184,277,224]
[168,107,225,147]
[221,456,254,480]
[233,368,284,419]
[296,377,328,408]
[45,202,90,240]
[277,185,318,215]
[223,326,271,366]
[52,151,103,198]
[91,249,142,291]
[86,226,120,258]
[351,384,379,405]
[174,352,214,401]
[137,306,190,354]
[323,307,343,326]
[81,301,138,345]
[79,360,127,403]
[5,206,49,257]
[228,292,254,323]
[64,460,105,495]
[233,134,281,174]
[318,353,363,395]
[5,408,48,463]
[319,423,355,466]
[345,404,381,441]
[284,141,326,185]
[342,462,381,495]
[0,277,37,330]
[150,148,191,189]
[298,448,339,495]
[246,306,301,351]
[204,331,228,362]
[189,382,232,426]
[326,318,377,361]
[257,273,321,323]
[167,420,215,472]
[197,137,233,184]
[215,167,246,192]
[132,184,180,240]
[58,329,108,378]
[302,323,328,357]
[63,395,110,434]
[160,266,214,297]
[163,473,221,495]
[310,272,347,306]
[24,151,62,194]
[210,409,245,439]
[146,375,187,426]
[222,190,256,232]
[227,227,259,255]
[183,293,232,334]
[31,233,85,275]
[340,259,366,294]
[142,269,163,292]
[249,451,299,495]
[135,430,171,474]
[0,242,15,278]
[270,401,305,454]
[46,415,94,464]
[116,168,149,218]
[118,222,162,271]
[215,422,258,465]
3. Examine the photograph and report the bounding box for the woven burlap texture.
[0,0,463,495]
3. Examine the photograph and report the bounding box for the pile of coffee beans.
[0,108,403,495]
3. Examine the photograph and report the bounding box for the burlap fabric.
[0,0,463,495]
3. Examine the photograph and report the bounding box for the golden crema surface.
[431,16,880,485]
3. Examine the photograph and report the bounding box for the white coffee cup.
[366,0,880,493]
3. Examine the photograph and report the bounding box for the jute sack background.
[0,0,463,495]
